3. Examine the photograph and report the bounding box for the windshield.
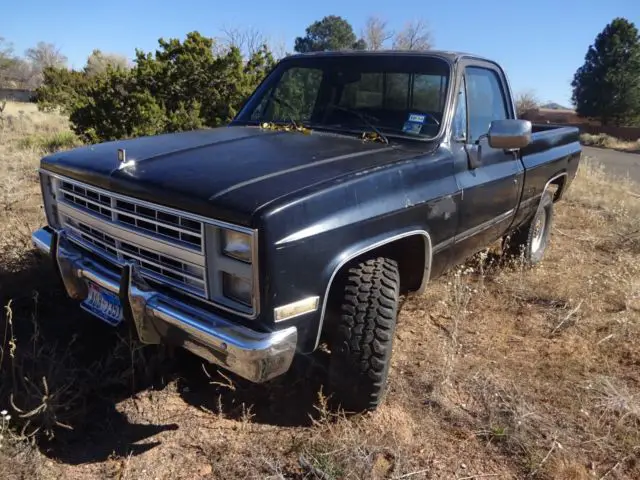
[234,54,451,141]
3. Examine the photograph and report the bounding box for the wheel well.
[320,234,427,344]
[546,174,566,202]
[368,234,427,294]
[329,233,426,298]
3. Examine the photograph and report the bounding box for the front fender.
[259,147,459,353]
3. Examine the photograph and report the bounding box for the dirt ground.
[1,103,639,479]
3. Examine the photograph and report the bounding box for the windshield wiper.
[326,105,389,144]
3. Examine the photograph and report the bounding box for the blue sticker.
[403,113,427,134]
[402,121,423,135]
[408,113,427,124]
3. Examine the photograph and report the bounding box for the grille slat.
[118,247,205,285]
[61,190,112,219]
[56,177,207,299]
[63,217,206,296]
[59,180,203,250]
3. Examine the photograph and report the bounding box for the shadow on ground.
[176,345,330,427]
[0,252,328,466]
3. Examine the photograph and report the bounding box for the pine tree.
[294,16,366,53]
[571,17,640,126]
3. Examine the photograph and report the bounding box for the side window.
[465,66,508,143]
[452,76,467,141]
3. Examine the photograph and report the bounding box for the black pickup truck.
[32,50,581,412]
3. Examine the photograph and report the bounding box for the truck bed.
[514,123,581,228]
[522,123,581,157]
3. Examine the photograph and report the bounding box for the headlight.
[205,223,260,318]
[40,172,60,228]
[221,230,252,263]
[222,272,252,306]
[206,224,258,317]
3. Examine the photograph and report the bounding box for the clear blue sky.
[4,0,639,106]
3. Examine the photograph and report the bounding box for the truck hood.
[41,126,427,226]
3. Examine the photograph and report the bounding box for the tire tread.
[328,257,400,411]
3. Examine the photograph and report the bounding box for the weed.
[18,131,80,153]
[580,133,640,152]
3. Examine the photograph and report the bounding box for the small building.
[0,88,35,103]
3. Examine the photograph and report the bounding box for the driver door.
[450,62,524,266]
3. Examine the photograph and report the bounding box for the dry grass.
[1,102,639,479]
[580,133,640,153]
[0,102,73,271]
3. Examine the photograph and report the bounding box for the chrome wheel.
[531,210,547,253]
[503,190,554,265]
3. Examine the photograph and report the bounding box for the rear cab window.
[338,72,449,135]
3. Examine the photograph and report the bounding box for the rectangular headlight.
[39,172,60,229]
[222,272,252,306]
[220,230,252,263]
[205,223,258,317]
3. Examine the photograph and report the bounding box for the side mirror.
[488,119,532,150]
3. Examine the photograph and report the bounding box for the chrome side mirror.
[488,119,532,149]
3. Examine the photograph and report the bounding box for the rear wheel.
[327,257,400,412]
[503,190,554,264]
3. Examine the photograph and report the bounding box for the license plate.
[81,282,124,327]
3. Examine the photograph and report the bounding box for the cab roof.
[284,49,494,64]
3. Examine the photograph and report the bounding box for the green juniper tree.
[571,17,640,126]
[294,15,366,53]
[36,31,275,143]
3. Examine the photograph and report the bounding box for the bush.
[36,31,275,143]
[68,69,167,143]
[34,67,92,115]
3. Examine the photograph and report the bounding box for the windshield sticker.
[408,113,427,124]
[402,112,427,134]
[402,113,427,135]
[402,121,423,135]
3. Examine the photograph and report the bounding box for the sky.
[3,0,639,106]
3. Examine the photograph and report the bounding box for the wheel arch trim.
[544,172,568,201]
[313,229,433,349]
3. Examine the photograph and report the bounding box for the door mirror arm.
[474,133,488,146]
[462,133,487,170]
[462,137,483,170]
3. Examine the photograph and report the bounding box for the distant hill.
[541,102,571,110]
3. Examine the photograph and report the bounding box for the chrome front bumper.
[31,227,297,383]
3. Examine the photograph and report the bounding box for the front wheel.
[327,257,400,412]
[503,190,554,265]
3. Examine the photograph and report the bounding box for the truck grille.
[55,178,207,298]
[59,180,203,251]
